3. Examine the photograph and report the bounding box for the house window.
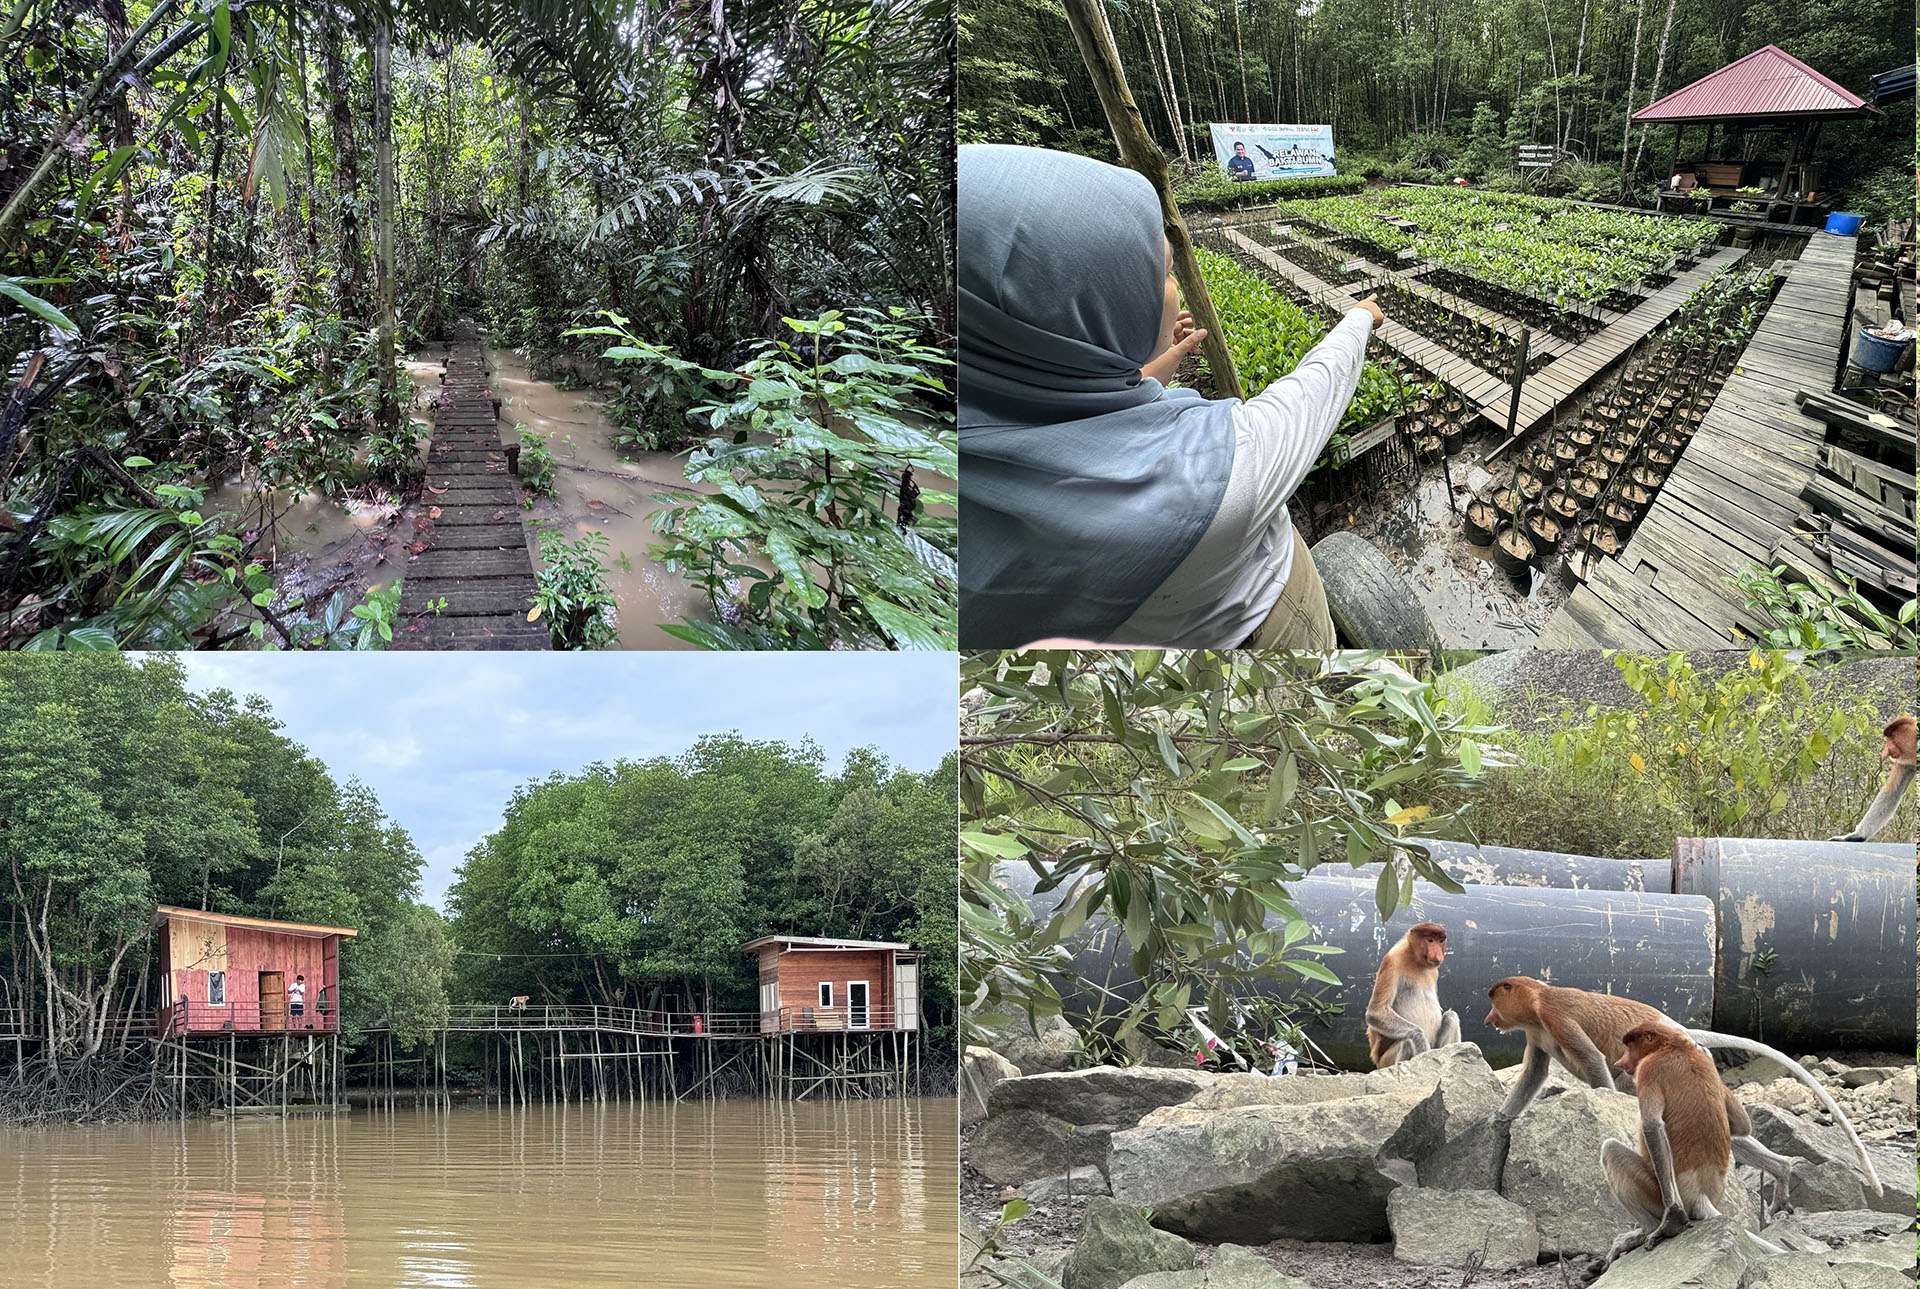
[818,982,834,1008]
[208,971,225,1004]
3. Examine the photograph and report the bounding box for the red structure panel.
[154,907,356,1036]
[1633,45,1873,123]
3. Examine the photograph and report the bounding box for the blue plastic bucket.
[1825,211,1865,236]
[1851,327,1912,373]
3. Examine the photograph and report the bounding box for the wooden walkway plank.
[394,316,550,651]
[1546,233,1863,648]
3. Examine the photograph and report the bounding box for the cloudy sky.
[173,653,957,910]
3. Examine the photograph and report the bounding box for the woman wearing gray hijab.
[960,143,1384,648]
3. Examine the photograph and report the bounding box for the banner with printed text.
[1208,123,1337,181]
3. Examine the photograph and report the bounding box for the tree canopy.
[961,0,1909,218]
[448,736,959,1042]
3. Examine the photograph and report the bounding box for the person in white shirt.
[289,975,307,1027]
[960,143,1384,648]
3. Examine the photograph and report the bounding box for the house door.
[259,972,286,1031]
[847,980,869,1030]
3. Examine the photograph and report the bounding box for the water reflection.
[3,1098,958,1288]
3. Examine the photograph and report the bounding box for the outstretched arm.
[1639,1097,1689,1245]
[1832,762,1914,841]
[1497,1042,1552,1121]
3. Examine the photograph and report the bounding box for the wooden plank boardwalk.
[1540,233,1858,647]
[394,317,550,650]
[1223,229,1746,441]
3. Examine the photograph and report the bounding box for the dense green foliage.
[1421,651,1912,856]
[1273,187,1713,303]
[0,655,445,1082]
[448,738,959,1043]
[959,0,1908,217]
[960,651,1492,1064]
[1171,169,1365,210]
[1192,246,1398,444]
[1,0,953,649]
[575,308,957,650]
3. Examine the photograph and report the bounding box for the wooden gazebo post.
[1059,0,1243,400]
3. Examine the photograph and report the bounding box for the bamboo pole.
[1060,0,1242,400]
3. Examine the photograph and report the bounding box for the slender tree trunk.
[1059,0,1240,398]
[1230,0,1248,118]
[1563,0,1590,154]
[321,13,367,320]
[1627,0,1677,184]
[1148,0,1189,163]
[373,21,398,433]
[1538,0,1561,149]
[1617,0,1646,181]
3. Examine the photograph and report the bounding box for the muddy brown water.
[1,1097,958,1288]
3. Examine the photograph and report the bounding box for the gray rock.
[1118,1244,1311,1289]
[1827,1240,1916,1273]
[1503,1085,1644,1255]
[1589,1216,1753,1289]
[1388,1187,1540,1270]
[1744,1106,1912,1216]
[1108,1045,1496,1244]
[1838,1068,1899,1089]
[1739,1252,1843,1289]
[1063,1199,1195,1289]
[1024,1167,1111,1205]
[1831,1263,1912,1289]
[1759,1210,1916,1248]
[990,1066,1212,1127]
[991,1014,1085,1076]
[1722,1058,1791,1088]
[972,1109,1113,1186]
[965,1047,1021,1127]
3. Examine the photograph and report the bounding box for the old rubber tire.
[1309,532,1437,650]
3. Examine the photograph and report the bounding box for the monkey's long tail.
[1685,1029,1883,1197]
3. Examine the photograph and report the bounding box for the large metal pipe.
[1421,841,1672,894]
[1000,837,1913,1067]
[1674,838,1913,1048]
[1003,865,1715,1070]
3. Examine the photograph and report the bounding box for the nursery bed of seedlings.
[1329,266,1780,646]
[1467,270,1778,579]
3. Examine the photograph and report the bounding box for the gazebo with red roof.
[1635,45,1880,225]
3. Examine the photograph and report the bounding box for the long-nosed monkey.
[1483,977,1879,1211]
[1831,716,1915,842]
[1365,922,1460,1068]
[1596,1025,1738,1270]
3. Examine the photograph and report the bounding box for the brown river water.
[0,1097,959,1288]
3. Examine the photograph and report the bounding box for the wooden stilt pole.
[1058,0,1241,400]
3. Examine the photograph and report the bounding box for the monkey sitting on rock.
[1365,922,1461,1068]
[1483,976,1880,1213]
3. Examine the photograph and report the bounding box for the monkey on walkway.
[1366,922,1460,1068]
[1483,977,1877,1210]
[1596,1025,1748,1272]
[1831,716,1915,842]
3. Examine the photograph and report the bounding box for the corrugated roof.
[742,934,919,953]
[153,905,359,938]
[1632,45,1876,123]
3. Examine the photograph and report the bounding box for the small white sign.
[1396,248,1417,260]
[1341,259,1364,273]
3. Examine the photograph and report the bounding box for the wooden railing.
[440,1003,912,1035]
[161,998,340,1038]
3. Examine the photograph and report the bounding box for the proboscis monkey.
[508,995,530,1011]
[1366,922,1460,1068]
[1484,977,1877,1210]
[1595,1025,1739,1270]
[1830,716,1915,842]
